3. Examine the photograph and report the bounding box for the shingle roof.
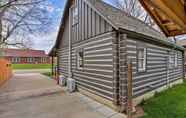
[3,48,48,57]
[86,0,184,50]
[87,0,167,40]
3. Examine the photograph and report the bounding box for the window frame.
[76,48,84,70]
[174,52,178,67]
[13,57,20,63]
[72,2,78,26]
[30,58,33,63]
[26,57,33,63]
[168,51,177,69]
[17,58,20,63]
[137,47,147,72]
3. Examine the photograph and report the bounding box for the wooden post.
[51,56,54,76]
[55,51,59,85]
[182,51,185,79]
[127,60,133,118]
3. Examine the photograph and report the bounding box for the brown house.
[50,0,184,111]
[2,48,51,64]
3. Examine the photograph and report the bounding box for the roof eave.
[48,47,57,57]
[118,28,184,51]
[139,0,186,37]
[50,0,119,53]
[51,0,71,51]
[85,0,119,30]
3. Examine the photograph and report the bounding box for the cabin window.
[137,48,146,72]
[168,51,179,68]
[77,49,84,69]
[169,53,174,68]
[174,52,178,67]
[72,4,78,25]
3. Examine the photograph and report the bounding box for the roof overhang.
[119,28,184,51]
[139,0,186,37]
[48,47,57,57]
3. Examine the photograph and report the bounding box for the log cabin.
[50,0,185,111]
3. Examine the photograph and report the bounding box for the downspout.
[68,7,72,78]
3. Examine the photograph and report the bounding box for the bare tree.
[115,0,155,27]
[0,0,52,48]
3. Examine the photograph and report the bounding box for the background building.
[2,48,51,64]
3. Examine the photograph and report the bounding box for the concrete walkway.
[0,72,62,103]
[0,72,126,118]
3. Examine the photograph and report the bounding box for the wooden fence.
[0,58,12,87]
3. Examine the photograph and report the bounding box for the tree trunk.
[0,6,7,46]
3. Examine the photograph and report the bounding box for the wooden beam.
[139,0,170,36]
[162,22,174,26]
[150,8,170,35]
[184,0,186,12]
[139,0,186,36]
[168,30,186,36]
[127,60,133,118]
[145,0,186,29]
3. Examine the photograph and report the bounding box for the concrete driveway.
[0,71,126,118]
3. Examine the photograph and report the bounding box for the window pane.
[138,59,143,69]
[175,52,178,67]
[79,60,83,67]
[137,48,146,71]
[138,49,144,59]
[73,6,78,25]
[77,49,84,69]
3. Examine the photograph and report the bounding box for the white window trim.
[13,57,20,63]
[17,58,20,62]
[168,51,177,68]
[137,48,147,72]
[169,54,172,68]
[174,52,178,67]
[72,2,78,26]
[27,57,33,63]
[77,49,84,70]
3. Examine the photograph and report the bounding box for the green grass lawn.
[12,64,52,70]
[141,81,186,118]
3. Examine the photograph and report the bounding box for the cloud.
[46,5,55,13]
[56,8,62,12]
[31,30,58,53]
